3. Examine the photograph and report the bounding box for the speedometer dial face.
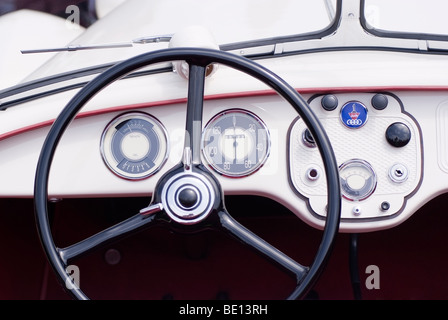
[202,109,270,177]
[100,112,168,180]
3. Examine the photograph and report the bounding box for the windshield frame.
[221,0,342,51]
[360,0,448,42]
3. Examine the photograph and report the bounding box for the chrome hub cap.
[161,172,215,224]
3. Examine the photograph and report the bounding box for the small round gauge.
[100,112,168,180]
[339,159,376,201]
[202,109,270,177]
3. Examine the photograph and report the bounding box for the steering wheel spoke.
[184,62,207,165]
[218,210,309,283]
[59,204,162,264]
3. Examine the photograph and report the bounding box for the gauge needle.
[233,115,237,163]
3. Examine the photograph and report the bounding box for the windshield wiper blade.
[21,34,173,54]
[21,43,133,54]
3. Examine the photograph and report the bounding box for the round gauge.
[100,112,168,180]
[339,159,377,201]
[202,109,270,177]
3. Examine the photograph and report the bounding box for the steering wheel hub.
[177,186,200,209]
[161,171,215,224]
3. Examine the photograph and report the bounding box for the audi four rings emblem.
[340,101,368,129]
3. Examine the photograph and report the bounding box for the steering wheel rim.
[34,47,341,300]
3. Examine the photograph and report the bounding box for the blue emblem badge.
[340,101,368,129]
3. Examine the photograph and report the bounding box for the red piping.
[1,86,447,141]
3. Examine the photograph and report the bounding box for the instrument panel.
[289,92,422,221]
[98,92,423,222]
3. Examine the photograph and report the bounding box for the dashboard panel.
[0,88,439,232]
[92,91,423,224]
[289,92,422,221]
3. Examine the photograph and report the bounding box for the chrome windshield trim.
[276,0,448,55]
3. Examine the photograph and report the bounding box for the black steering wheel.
[34,48,341,300]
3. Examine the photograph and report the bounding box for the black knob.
[178,187,198,209]
[372,94,388,110]
[380,201,390,211]
[321,94,338,111]
[385,122,411,147]
[302,129,316,147]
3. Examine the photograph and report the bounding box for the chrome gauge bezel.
[201,109,271,178]
[339,159,377,201]
[100,112,169,180]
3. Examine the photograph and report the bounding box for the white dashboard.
[1,85,447,233]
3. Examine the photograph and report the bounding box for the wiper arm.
[21,43,133,54]
[21,34,173,54]
[132,34,173,44]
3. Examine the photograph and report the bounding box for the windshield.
[16,0,338,82]
[124,0,338,45]
[362,0,448,39]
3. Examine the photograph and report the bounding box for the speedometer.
[100,112,169,180]
[202,109,270,177]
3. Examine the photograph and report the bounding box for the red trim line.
[1,86,447,141]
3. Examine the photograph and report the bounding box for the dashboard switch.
[321,94,338,111]
[386,122,411,147]
[380,201,390,211]
[302,129,316,148]
[372,93,389,110]
[389,163,409,183]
